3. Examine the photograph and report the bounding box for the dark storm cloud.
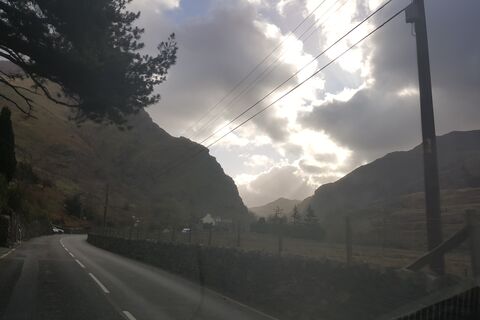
[251,112,290,142]
[300,0,480,162]
[141,1,298,138]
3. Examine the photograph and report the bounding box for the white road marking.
[206,286,281,320]
[75,259,86,269]
[122,311,137,320]
[0,248,15,260]
[68,252,75,258]
[89,273,110,293]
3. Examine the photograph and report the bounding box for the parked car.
[181,228,191,233]
[52,227,64,234]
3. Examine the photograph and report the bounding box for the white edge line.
[205,286,280,320]
[69,252,75,258]
[75,259,86,269]
[0,248,15,260]
[122,311,137,320]
[89,273,110,293]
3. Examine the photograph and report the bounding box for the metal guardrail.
[394,285,479,320]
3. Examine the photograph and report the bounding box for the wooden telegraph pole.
[406,0,444,274]
[345,216,353,266]
[103,183,110,229]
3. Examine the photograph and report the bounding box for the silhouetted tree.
[0,107,16,182]
[267,206,285,225]
[0,0,177,124]
[291,205,301,224]
[304,205,318,224]
[64,194,83,218]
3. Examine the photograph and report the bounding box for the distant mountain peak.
[249,197,301,217]
[298,129,480,223]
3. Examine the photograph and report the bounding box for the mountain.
[298,130,480,246]
[249,197,301,218]
[2,78,247,227]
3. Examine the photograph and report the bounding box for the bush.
[14,162,40,184]
[64,194,95,220]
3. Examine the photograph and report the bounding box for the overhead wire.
[180,0,331,138]
[155,4,408,179]
[190,0,350,143]
[205,6,407,150]
[197,0,396,146]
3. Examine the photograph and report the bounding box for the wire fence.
[93,219,472,278]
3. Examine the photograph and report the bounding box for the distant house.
[200,214,233,231]
[201,213,216,226]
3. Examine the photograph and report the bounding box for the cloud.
[299,0,480,162]
[243,154,275,168]
[237,165,314,206]
[127,0,480,207]
[132,0,180,11]
[144,1,298,140]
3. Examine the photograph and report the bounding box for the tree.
[291,205,301,224]
[271,206,285,224]
[64,194,83,217]
[0,0,177,124]
[304,205,318,224]
[0,107,16,182]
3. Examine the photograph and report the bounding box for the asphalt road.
[0,235,278,320]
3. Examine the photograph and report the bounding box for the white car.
[52,227,64,234]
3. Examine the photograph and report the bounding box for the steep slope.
[301,130,480,220]
[2,80,247,227]
[297,130,480,245]
[249,197,301,218]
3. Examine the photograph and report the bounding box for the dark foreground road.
[0,235,277,320]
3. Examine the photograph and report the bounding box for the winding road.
[0,235,277,320]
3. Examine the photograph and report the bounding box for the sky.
[129,0,480,207]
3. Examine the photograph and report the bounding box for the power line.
[157,5,407,179]
[198,0,396,146]
[180,0,332,138]
[205,6,406,149]
[190,0,350,143]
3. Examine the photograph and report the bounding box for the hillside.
[249,197,301,218]
[298,130,480,246]
[1,79,248,227]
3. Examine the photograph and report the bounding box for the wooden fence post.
[345,216,353,266]
[278,226,283,256]
[466,209,480,278]
[208,228,212,246]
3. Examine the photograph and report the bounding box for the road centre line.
[122,311,137,320]
[75,259,86,269]
[89,273,110,293]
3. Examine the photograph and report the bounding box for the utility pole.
[345,216,352,266]
[406,0,444,274]
[103,183,109,229]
